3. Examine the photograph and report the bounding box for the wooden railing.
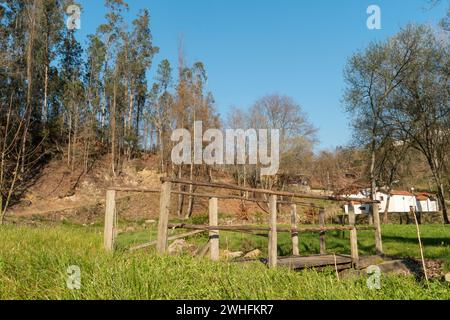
[103,178,383,268]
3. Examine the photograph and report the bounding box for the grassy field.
[116,220,450,270]
[0,223,449,300]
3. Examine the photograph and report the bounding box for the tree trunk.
[101,62,108,143]
[437,182,449,224]
[136,100,141,147]
[150,125,154,153]
[428,156,449,224]
[159,129,164,173]
[383,195,391,224]
[369,138,376,226]
[143,118,148,151]
[72,112,78,173]
[68,112,72,167]
[185,163,195,219]
[0,193,4,225]
[84,141,89,174]
[126,84,134,159]
[111,80,117,177]
[21,0,38,174]
[43,65,48,123]
[1,146,23,225]
[177,165,184,218]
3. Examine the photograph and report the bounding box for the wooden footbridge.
[103,178,383,270]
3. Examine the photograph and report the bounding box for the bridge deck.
[277,254,353,270]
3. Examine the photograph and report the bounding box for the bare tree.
[344,35,415,224]
[375,138,412,223]
[384,25,450,224]
[249,94,317,189]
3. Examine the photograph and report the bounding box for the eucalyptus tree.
[123,9,158,158]
[85,34,106,140]
[149,59,173,172]
[41,0,64,123]
[60,26,84,171]
[0,0,66,221]
[97,0,128,176]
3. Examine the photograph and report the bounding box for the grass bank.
[0,225,449,299]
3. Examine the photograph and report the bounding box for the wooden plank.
[209,197,219,261]
[172,190,272,205]
[173,190,321,208]
[319,209,326,254]
[167,223,359,233]
[156,181,172,254]
[161,177,380,203]
[111,187,321,209]
[108,187,159,193]
[104,190,116,252]
[268,195,278,268]
[279,201,324,209]
[372,203,383,255]
[277,254,352,269]
[129,230,206,252]
[291,204,299,256]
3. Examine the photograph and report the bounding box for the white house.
[342,189,439,215]
[342,188,373,215]
[378,190,416,213]
[415,192,439,213]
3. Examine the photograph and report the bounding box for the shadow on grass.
[382,235,450,247]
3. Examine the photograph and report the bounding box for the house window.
[380,196,384,201]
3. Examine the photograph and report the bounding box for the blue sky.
[75,0,447,151]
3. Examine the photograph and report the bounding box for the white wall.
[416,199,439,212]
[342,191,439,214]
[344,204,369,215]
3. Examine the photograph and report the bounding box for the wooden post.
[104,190,116,252]
[209,197,219,261]
[411,206,429,282]
[348,204,359,265]
[319,209,326,254]
[372,202,383,255]
[156,181,172,254]
[349,226,359,266]
[268,195,278,268]
[291,204,299,256]
[348,203,356,225]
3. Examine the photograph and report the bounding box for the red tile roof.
[390,190,414,196]
[415,192,436,201]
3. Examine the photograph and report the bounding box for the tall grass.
[0,225,449,300]
[116,222,450,270]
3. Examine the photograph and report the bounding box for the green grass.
[0,224,449,300]
[116,222,450,271]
